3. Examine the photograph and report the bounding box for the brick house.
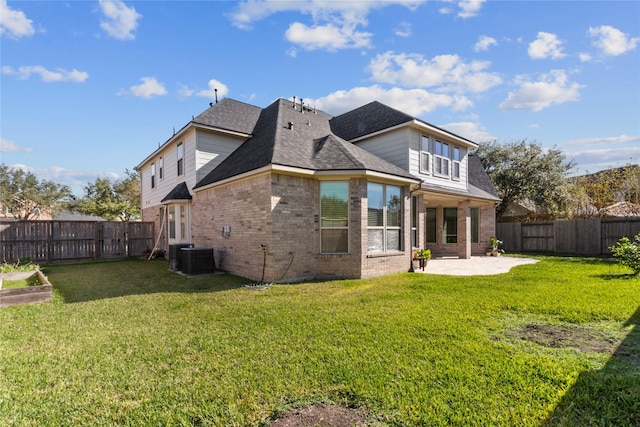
[137,97,499,281]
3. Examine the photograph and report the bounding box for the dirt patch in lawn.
[267,403,368,427]
[511,323,620,354]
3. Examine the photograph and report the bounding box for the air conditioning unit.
[168,244,194,271]
[181,248,215,275]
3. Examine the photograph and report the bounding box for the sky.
[1,0,639,196]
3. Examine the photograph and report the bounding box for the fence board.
[0,221,154,263]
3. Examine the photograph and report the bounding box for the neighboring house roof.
[52,211,107,221]
[194,98,419,189]
[161,182,192,203]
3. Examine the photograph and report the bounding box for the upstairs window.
[320,182,349,253]
[177,143,184,176]
[151,163,156,189]
[452,147,461,180]
[159,157,164,180]
[420,135,431,174]
[434,140,450,177]
[368,183,402,253]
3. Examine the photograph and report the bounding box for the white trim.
[349,119,477,149]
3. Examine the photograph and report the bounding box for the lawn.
[0,256,638,426]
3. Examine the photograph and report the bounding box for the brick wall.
[141,205,167,253]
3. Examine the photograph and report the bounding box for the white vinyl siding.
[195,130,245,182]
[409,130,469,192]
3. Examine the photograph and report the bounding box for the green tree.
[474,140,574,219]
[78,170,140,221]
[568,165,640,217]
[0,164,74,220]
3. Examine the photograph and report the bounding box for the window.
[151,163,156,189]
[368,183,402,252]
[168,206,176,239]
[420,135,431,174]
[434,140,450,176]
[320,182,349,253]
[159,157,164,180]
[443,207,457,243]
[452,147,461,180]
[426,208,436,243]
[471,207,479,244]
[411,196,418,247]
[177,143,184,176]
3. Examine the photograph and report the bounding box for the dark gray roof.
[161,182,192,202]
[192,98,262,135]
[329,101,414,141]
[194,99,417,189]
[468,153,500,199]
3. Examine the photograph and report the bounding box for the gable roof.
[194,98,418,189]
[192,98,262,135]
[330,101,477,148]
[329,101,414,141]
[161,182,192,203]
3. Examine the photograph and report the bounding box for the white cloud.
[99,0,141,41]
[312,85,472,117]
[588,25,639,56]
[567,146,640,173]
[499,70,584,112]
[228,1,424,51]
[5,164,120,195]
[457,0,485,18]
[528,32,566,60]
[196,79,229,99]
[440,121,495,143]
[474,35,497,52]
[285,21,371,51]
[438,0,485,18]
[124,77,167,98]
[0,138,32,153]
[394,21,412,38]
[566,134,640,146]
[578,52,592,62]
[2,65,88,83]
[368,51,502,94]
[0,0,35,39]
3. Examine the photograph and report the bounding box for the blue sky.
[1,0,639,195]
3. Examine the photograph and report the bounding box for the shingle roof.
[192,98,262,135]
[468,153,499,199]
[194,98,417,189]
[329,101,414,141]
[161,182,192,202]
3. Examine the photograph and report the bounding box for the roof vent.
[287,121,294,130]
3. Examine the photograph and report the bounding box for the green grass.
[0,256,638,426]
[1,274,41,289]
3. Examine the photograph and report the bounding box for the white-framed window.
[452,146,461,180]
[159,157,164,180]
[151,162,156,189]
[168,204,190,243]
[434,140,450,177]
[420,135,431,174]
[177,143,184,176]
[368,183,402,253]
[320,181,349,253]
[443,207,457,243]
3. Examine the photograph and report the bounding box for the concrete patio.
[414,256,539,276]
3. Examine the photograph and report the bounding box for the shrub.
[0,258,39,273]
[609,232,640,275]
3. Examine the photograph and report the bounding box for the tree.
[77,170,140,221]
[474,140,575,219]
[567,165,640,217]
[0,164,74,220]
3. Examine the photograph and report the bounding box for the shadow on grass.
[544,305,640,426]
[45,258,252,303]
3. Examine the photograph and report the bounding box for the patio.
[417,256,539,276]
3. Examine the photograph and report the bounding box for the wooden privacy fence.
[497,217,640,255]
[0,221,155,263]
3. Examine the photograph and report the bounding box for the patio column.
[458,200,471,259]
